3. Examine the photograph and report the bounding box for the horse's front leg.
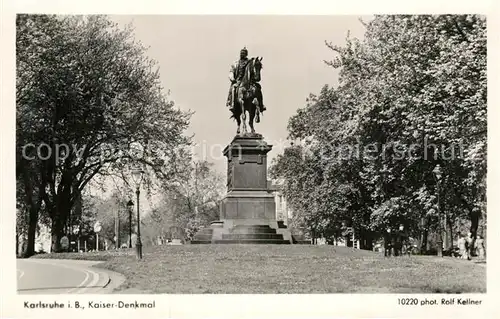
[241,109,247,134]
[249,102,256,134]
[236,114,241,135]
[253,97,260,124]
[238,93,247,134]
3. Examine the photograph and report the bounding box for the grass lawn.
[32,245,486,293]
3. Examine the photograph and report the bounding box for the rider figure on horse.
[226,47,265,113]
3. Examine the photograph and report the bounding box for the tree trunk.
[49,191,73,253]
[447,217,454,250]
[420,229,426,254]
[22,205,39,258]
[24,210,37,257]
[420,217,429,254]
[469,209,480,257]
[366,231,374,250]
[19,166,42,258]
[19,235,28,257]
[359,230,374,250]
[16,233,19,257]
[51,229,63,253]
[51,215,66,253]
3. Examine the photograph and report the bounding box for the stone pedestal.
[192,134,295,244]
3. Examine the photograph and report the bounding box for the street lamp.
[131,167,145,260]
[114,208,120,249]
[433,164,443,257]
[126,200,134,248]
[73,226,80,252]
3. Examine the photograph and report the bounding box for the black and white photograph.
[1,1,496,318]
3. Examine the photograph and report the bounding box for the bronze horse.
[231,57,263,135]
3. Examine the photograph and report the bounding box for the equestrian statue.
[226,47,265,135]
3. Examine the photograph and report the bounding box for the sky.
[110,15,370,175]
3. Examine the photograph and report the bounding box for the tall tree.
[16,15,191,253]
[272,15,486,251]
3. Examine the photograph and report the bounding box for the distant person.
[466,232,473,260]
[476,235,485,259]
[457,233,467,259]
[393,234,402,256]
[384,229,392,257]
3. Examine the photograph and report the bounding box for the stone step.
[222,233,284,240]
[194,233,213,238]
[232,225,271,228]
[196,228,214,234]
[192,228,214,241]
[193,235,213,241]
[231,225,277,233]
[231,227,277,234]
[213,239,290,244]
[190,240,212,244]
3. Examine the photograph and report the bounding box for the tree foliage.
[16,15,191,254]
[271,15,486,251]
[143,160,225,243]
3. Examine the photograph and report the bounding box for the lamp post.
[131,167,145,260]
[126,200,134,248]
[73,226,80,252]
[114,208,120,249]
[433,164,443,257]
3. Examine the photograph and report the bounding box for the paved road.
[17,259,119,294]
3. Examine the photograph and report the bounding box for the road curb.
[91,264,126,293]
[92,268,110,289]
[20,258,122,294]
[102,276,111,288]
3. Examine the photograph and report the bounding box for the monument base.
[192,189,292,244]
[191,220,310,244]
[191,223,290,244]
[191,134,309,245]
